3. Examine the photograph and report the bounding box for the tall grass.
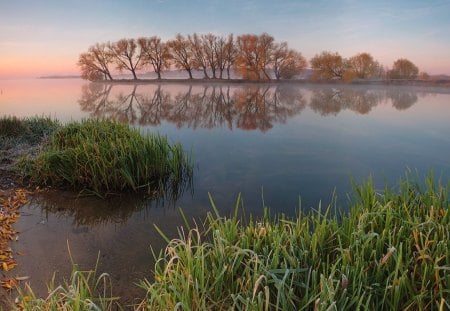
[16,255,119,311]
[139,174,450,310]
[18,119,193,196]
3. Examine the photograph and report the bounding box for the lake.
[1,78,450,303]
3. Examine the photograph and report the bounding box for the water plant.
[18,119,193,196]
[139,174,450,310]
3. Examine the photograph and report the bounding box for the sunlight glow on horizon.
[1,0,450,78]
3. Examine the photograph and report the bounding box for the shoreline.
[88,77,450,88]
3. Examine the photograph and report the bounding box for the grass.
[0,116,60,145]
[7,173,450,310]
[18,119,193,196]
[16,253,119,311]
[139,174,449,310]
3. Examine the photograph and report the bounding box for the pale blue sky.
[1,0,449,77]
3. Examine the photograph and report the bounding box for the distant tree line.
[78,33,424,82]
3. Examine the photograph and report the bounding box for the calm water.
[1,78,450,302]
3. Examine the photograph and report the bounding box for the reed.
[18,119,193,196]
[139,174,450,310]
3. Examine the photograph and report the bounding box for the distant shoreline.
[89,78,450,88]
[35,75,450,87]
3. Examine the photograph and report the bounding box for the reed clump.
[18,119,193,196]
[140,175,450,310]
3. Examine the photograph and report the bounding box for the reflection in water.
[79,83,421,130]
[30,191,169,226]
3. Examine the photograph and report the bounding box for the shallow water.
[1,78,450,302]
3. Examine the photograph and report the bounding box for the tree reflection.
[31,189,184,226]
[79,83,306,132]
[309,86,419,115]
[79,83,420,130]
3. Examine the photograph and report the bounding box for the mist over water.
[2,78,450,302]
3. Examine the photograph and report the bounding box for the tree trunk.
[187,69,193,79]
[157,71,161,80]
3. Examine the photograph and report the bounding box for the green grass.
[140,174,450,310]
[18,119,193,196]
[9,174,450,310]
[16,255,119,311]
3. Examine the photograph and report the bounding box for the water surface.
[1,78,450,302]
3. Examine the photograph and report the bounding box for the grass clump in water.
[140,174,449,310]
[19,119,193,196]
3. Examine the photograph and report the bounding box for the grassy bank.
[17,119,193,196]
[15,174,449,310]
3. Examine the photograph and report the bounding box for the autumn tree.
[224,34,238,79]
[188,33,209,78]
[77,43,115,81]
[235,33,274,80]
[310,51,347,80]
[272,42,307,80]
[138,36,171,80]
[202,33,219,78]
[111,39,143,80]
[347,52,382,80]
[214,35,227,79]
[388,58,419,79]
[167,34,195,79]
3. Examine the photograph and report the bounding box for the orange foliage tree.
[77,43,115,81]
[111,39,143,80]
[388,58,419,79]
[347,52,382,80]
[272,42,307,80]
[310,51,347,80]
[167,34,196,79]
[138,36,171,80]
[235,33,274,80]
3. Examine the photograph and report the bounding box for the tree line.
[78,33,424,82]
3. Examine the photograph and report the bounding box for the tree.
[235,33,274,80]
[214,36,227,79]
[202,33,219,79]
[138,36,171,80]
[224,34,238,79]
[167,34,195,79]
[388,58,419,79]
[418,71,430,80]
[77,43,115,81]
[272,42,307,80]
[111,39,143,80]
[347,52,382,80]
[310,51,347,80]
[188,33,209,78]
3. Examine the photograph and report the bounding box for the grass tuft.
[18,119,193,196]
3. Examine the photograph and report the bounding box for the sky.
[1,0,450,78]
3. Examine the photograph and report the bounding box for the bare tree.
[224,34,238,79]
[188,33,209,78]
[167,34,195,79]
[77,43,115,81]
[202,33,219,78]
[272,42,307,80]
[215,36,227,79]
[138,36,171,80]
[111,39,143,80]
